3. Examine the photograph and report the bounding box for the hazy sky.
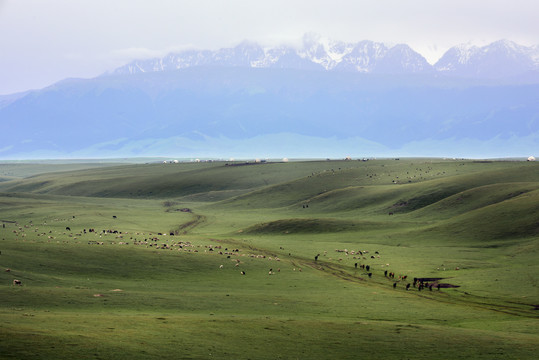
[1,0,537,95]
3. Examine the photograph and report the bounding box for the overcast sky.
[1,0,537,95]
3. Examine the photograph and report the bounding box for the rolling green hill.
[0,159,537,359]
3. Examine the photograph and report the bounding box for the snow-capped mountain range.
[1,35,537,160]
[112,35,539,80]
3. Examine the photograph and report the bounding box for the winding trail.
[172,212,206,235]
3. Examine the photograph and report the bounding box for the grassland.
[0,158,538,359]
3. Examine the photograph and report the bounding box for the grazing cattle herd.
[1,218,458,292]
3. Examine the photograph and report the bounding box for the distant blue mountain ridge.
[1,37,538,159]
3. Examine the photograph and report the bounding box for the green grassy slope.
[3,159,528,200]
[0,159,537,359]
[0,162,126,179]
[0,160,369,199]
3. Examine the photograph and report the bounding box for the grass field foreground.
[0,159,538,359]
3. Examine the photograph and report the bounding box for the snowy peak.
[298,33,356,70]
[335,41,389,72]
[376,44,433,74]
[212,41,265,67]
[437,43,481,69]
[435,40,537,78]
